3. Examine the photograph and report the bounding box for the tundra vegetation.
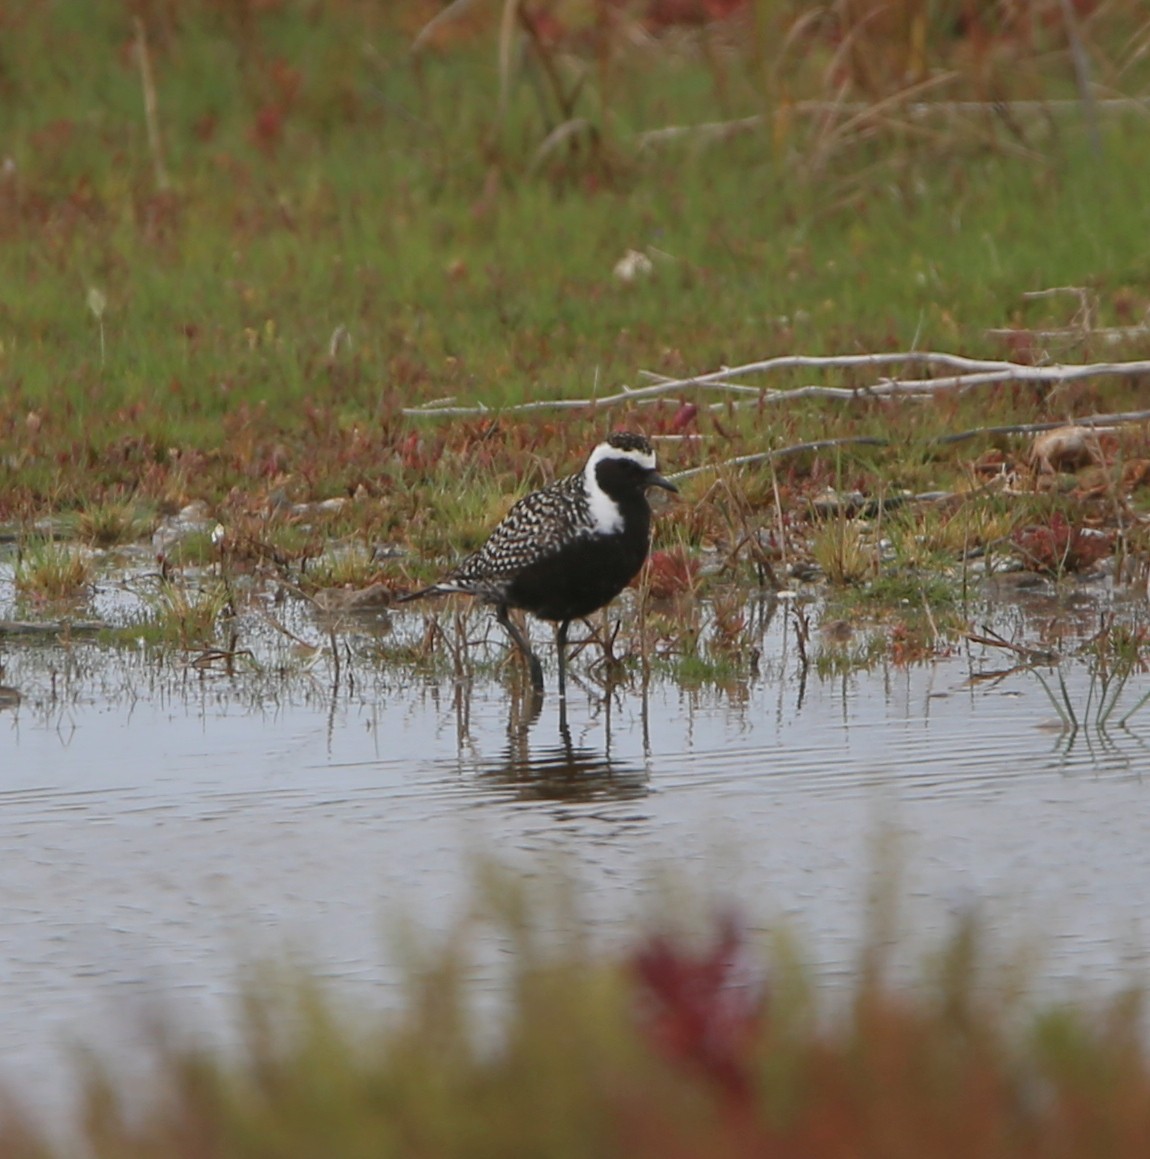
[2,1,1150,1149]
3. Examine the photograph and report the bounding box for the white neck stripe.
[581,440,658,536]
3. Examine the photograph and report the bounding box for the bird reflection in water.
[475,680,651,804]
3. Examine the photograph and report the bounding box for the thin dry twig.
[807,71,964,171]
[135,17,170,192]
[986,288,1150,346]
[0,619,109,638]
[666,408,1150,484]
[1058,0,1102,154]
[964,625,1061,666]
[987,324,1150,343]
[498,0,519,126]
[410,0,481,55]
[635,97,1150,149]
[669,436,887,483]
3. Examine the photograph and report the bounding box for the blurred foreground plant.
[2,872,1149,1157]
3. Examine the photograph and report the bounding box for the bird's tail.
[396,582,466,604]
[396,585,442,604]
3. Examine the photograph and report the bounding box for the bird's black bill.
[646,472,678,493]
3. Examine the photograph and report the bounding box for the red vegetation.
[642,546,699,598]
[249,104,285,154]
[1012,512,1113,574]
[631,916,763,1105]
[643,0,749,27]
[889,620,949,665]
[670,402,698,434]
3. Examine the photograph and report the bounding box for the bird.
[400,432,677,697]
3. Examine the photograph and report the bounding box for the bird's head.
[585,432,678,498]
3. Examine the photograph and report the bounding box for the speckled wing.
[448,473,591,592]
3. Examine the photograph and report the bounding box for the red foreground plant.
[630,914,765,1106]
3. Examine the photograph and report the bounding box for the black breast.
[505,497,652,622]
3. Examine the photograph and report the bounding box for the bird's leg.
[496,604,544,694]
[556,619,570,702]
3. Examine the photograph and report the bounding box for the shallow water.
[1,558,1149,1125]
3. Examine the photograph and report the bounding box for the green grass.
[13,540,95,601]
[137,574,233,647]
[3,11,1150,413]
[811,517,875,585]
[872,574,960,614]
[300,540,386,591]
[669,649,746,688]
[0,1,1148,599]
[73,501,155,547]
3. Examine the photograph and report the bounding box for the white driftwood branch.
[401,351,1150,417]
